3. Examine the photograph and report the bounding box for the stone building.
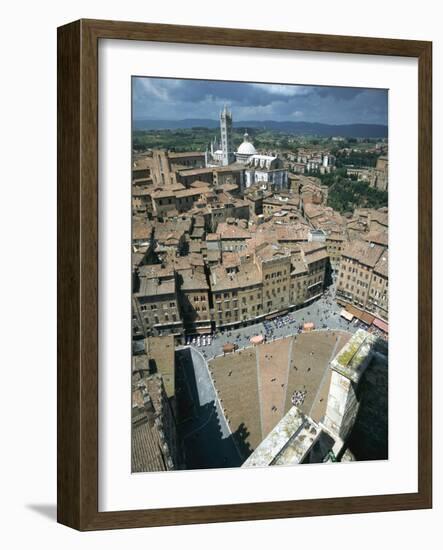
[215,220,252,252]
[150,150,177,187]
[288,242,328,307]
[133,276,183,339]
[177,269,212,335]
[177,166,214,187]
[244,187,265,217]
[199,195,250,233]
[132,374,176,472]
[151,188,179,219]
[142,149,207,188]
[210,258,263,328]
[175,187,210,213]
[336,239,388,321]
[346,156,388,192]
[370,156,388,191]
[262,196,300,217]
[132,186,152,217]
[255,243,292,317]
[132,155,152,181]
[154,229,187,260]
[132,220,154,250]
[213,164,245,190]
[168,151,206,170]
[132,335,180,472]
[274,224,310,250]
[289,255,310,306]
[299,242,329,302]
[325,232,347,270]
[366,249,388,320]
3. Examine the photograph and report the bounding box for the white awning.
[340,309,354,322]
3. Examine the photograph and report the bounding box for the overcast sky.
[132,77,388,126]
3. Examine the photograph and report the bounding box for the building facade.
[133,277,183,339]
[336,240,388,321]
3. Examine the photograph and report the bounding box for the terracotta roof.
[168,151,205,159]
[179,270,209,291]
[342,239,384,268]
[190,180,212,188]
[133,222,153,241]
[370,210,389,226]
[210,262,261,291]
[145,336,175,398]
[132,157,152,171]
[364,230,389,247]
[217,222,251,240]
[176,188,205,198]
[152,189,176,199]
[178,167,213,176]
[276,225,309,242]
[132,417,166,473]
[132,187,152,197]
[138,264,174,280]
[299,242,328,263]
[374,249,388,277]
[137,278,175,297]
[222,252,241,269]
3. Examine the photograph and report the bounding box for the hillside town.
[131,105,389,472]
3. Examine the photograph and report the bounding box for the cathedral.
[205,106,288,191]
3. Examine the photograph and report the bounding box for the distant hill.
[133,118,388,138]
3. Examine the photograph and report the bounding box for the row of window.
[264,270,288,281]
[144,313,178,324]
[140,302,176,312]
[265,286,287,295]
[370,288,388,300]
[339,269,388,292]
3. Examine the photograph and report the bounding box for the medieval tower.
[220,104,234,166]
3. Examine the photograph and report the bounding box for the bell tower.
[220,104,233,166]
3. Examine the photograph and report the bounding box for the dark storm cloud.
[132,77,388,125]
[134,79,304,106]
[315,87,363,100]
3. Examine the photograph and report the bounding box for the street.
[183,281,359,361]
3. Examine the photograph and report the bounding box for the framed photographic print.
[57,19,432,530]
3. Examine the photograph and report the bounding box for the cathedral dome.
[237,132,256,156]
[237,141,257,155]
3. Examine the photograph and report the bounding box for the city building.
[177,269,212,335]
[131,99,389,473]
[133,276,183,340]
[132,335,179,471]
[210,258,263,328]
[336,239,388,322]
